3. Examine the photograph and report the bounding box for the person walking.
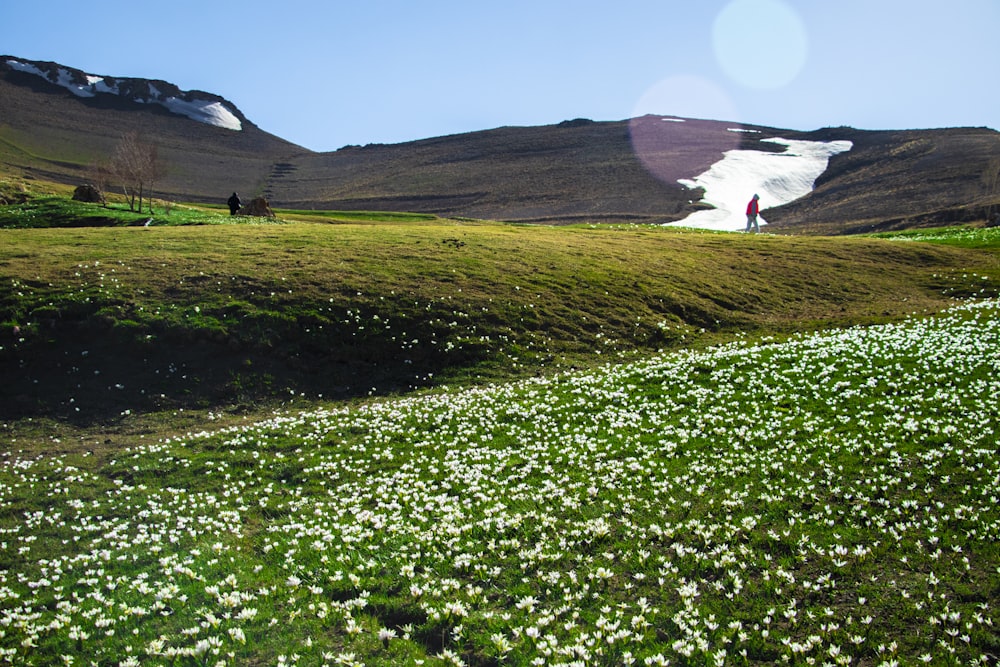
[227,192,242,216]
[745,194,760,233]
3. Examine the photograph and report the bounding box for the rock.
[72,184,106,204]
[239,196,275,218]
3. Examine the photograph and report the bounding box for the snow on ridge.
[163,98,242,131]
[673,137,853,232]
[4,58,242,131]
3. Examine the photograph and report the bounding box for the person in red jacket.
[745,193,760,233]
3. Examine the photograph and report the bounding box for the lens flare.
[629,75,742,186]
[712,0,808,90]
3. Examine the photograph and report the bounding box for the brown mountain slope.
[264,117,781,223]
[765,126,1000,234]
[0,59,307,202]
[2,56,999,232]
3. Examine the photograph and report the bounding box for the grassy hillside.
[2,298,998,665]
[5,58,1000,665]
[2,195,999,428]
[3,185,1000,664]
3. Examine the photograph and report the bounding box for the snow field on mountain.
[676,136,853,231]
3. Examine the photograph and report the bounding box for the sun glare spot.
[629,75,742,185]
[712,0,808,90]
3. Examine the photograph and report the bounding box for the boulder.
[72,184,105,204]
[239,196,275,218]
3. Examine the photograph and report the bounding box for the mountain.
[0,56,305,203]
[3,57,243,130]
[2,56,999,233]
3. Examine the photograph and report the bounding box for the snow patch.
[4,58,242,131]
[163,98,242,131]
[674,137,852,231]
[661,117,686,122]
[6,59,46,80]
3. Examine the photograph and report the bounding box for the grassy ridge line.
[0,194,442,227]
[1,299,998,665]
[2,220,998,423]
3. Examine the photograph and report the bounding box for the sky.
[2,0,998,152]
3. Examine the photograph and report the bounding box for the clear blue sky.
[3,0,998,152]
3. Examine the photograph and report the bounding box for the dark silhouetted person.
[745,193,760,233]
[227,192,242,216]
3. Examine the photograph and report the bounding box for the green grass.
[870,224,1000,249]
[2,198,999,426]
[3,193,1000,664]
[1,299,998,665]
[0,195,286,228]
[0,193,464,229]
[276,208,441,224]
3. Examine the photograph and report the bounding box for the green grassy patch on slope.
[2,216,998,424]
[870,224,1000,249]
[0,194,447,228]
[0,196,287,228]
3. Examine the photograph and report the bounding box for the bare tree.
[110,131,141,211]
[144,143,167,214]
[983,158,1000,225]
[110,131,163,213]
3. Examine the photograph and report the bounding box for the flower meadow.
[2,300,999,666]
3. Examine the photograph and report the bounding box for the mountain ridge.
[2,55,999,233]
[3,56,245,130]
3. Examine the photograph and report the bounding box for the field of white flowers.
[2,299,999,666]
